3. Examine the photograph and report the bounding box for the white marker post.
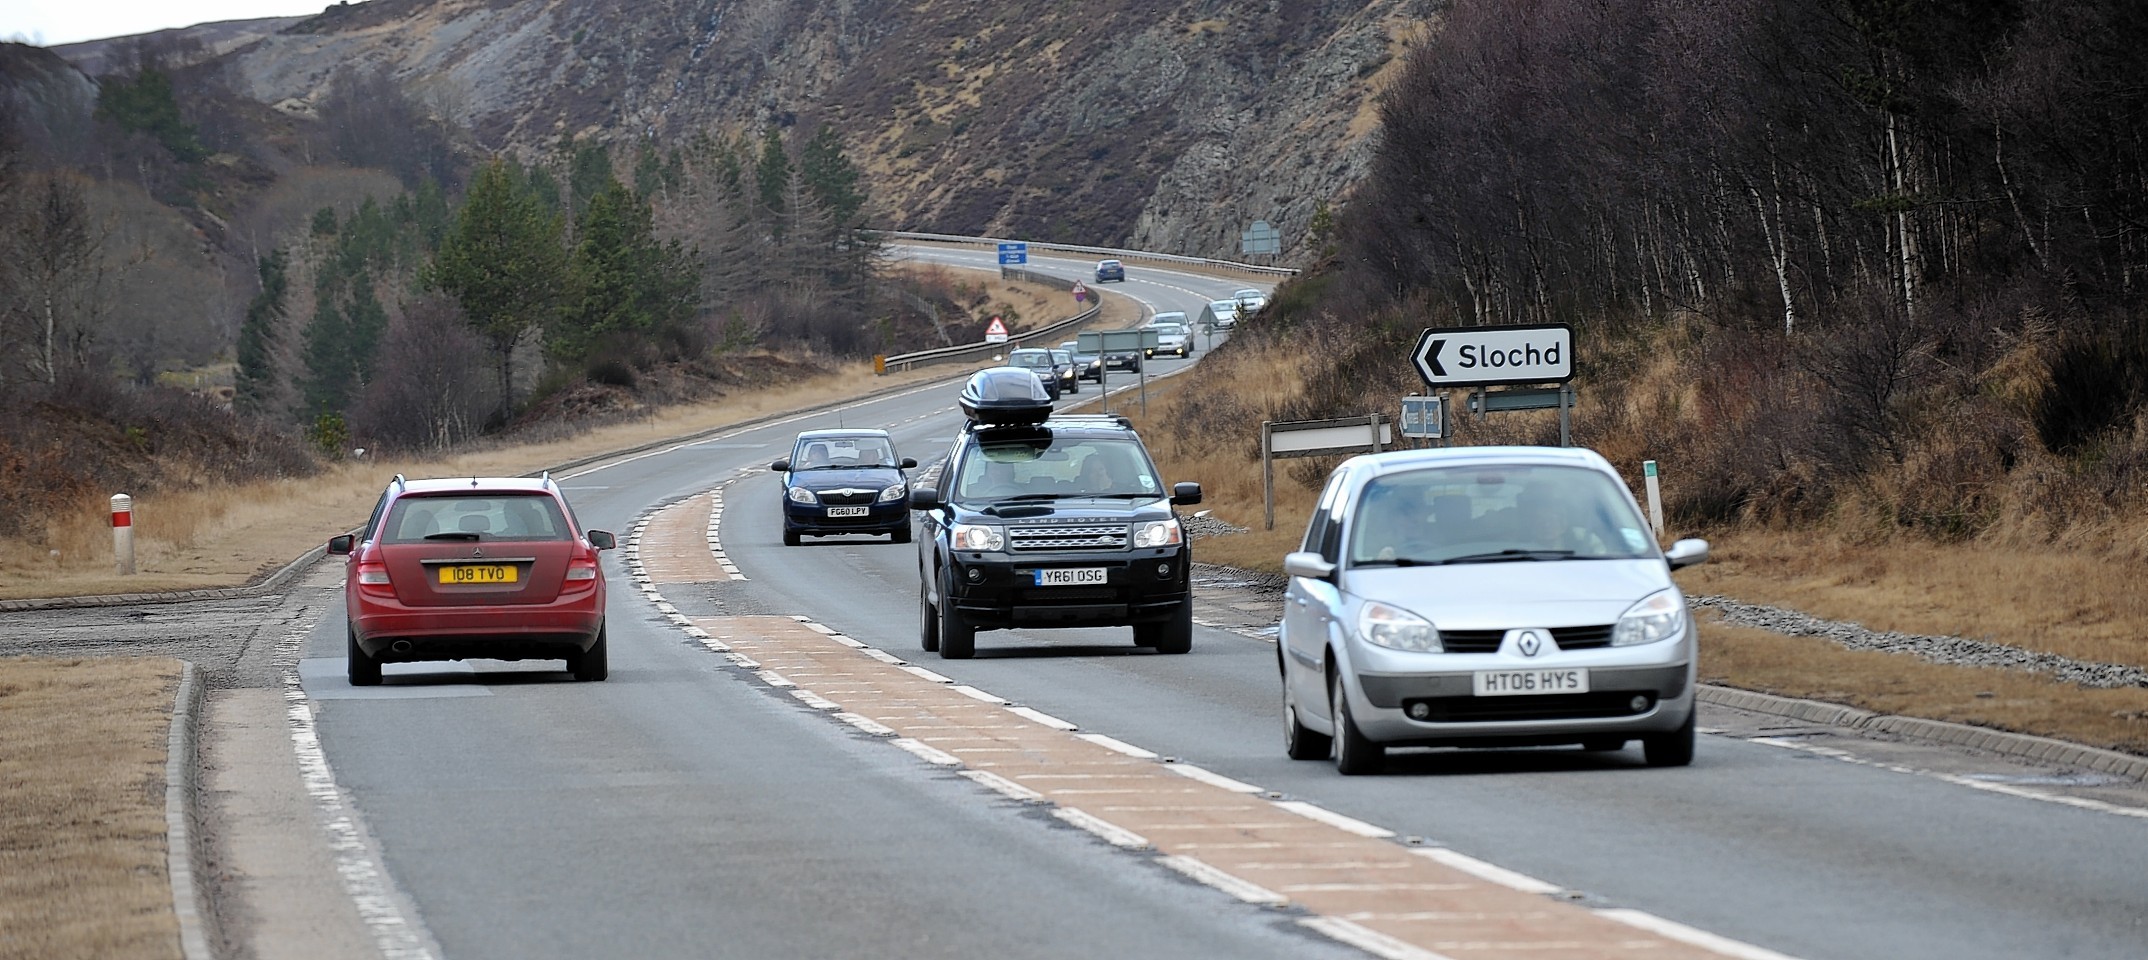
[111,493,136,576]
[1642,461,1664,541]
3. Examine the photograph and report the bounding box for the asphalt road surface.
[18,250,2142,959]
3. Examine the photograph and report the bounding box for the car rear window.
[383,494,573,543]
[1346,465,1652,565]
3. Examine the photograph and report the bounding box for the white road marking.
[1053,807,1151,849]
[951,684,1009,704]
[1748,736,2148,820]
[834,713,897,737]
[890,738,963,766]
[789,689,840,711]
[1297,917,1460,960]
[1165,763,1264,794]
[278,626,441,960]
[1595,908,1809,960]
[756,670,795,688]
[960,769,1045,803]
[1008,705,1080,731]
[1272,800,1397,838]
[1410,848,1563,895]
[1075,733,1159,759]
[862,648,907,665]
[1157,855,1290,906]
[899,665,956,684]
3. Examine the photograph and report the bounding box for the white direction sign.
[1411,323,1573,388]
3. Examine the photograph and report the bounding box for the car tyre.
[782,528,801,547]
[346,626,381,686]
[938,571,976,660]
[1643,709,1697,767]
[1330,669,1384,775]
[918,578,940,652]
[1133,603,1192,654]
[570,625,609,682]
[1284,665,1331,760]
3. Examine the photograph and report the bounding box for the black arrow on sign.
[1423,338,1447,376]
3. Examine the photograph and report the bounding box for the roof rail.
[540,470,554,489]
[1045,413,1135,428]
[392,473,406,491]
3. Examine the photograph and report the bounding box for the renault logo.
[1517,630,1543,658]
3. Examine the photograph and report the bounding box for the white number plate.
[1472,669,1589,696]
[1034,567,1108,586]
[826,506,870,517]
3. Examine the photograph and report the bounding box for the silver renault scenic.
[1278,446,1709,774]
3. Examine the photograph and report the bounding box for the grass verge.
[0,657,184,960]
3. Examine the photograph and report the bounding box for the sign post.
[1642,460,1664,541]
[1413,323,1575,445]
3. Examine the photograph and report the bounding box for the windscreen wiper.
[1436,549,1576,565]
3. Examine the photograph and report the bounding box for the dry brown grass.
[1699,617,2148,755]
[0,358,957,600]
[1684,529,2148,671]
[0,657,184,960]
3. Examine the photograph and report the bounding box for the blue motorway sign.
[997,242,1029,265]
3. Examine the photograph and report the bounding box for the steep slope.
[209,0,1436,259]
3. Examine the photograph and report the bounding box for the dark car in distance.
[772,429,917,545]
[1095,259,1126,282]
[1058,340,1104,382]
[329,474,617,685]
[1007,348,1064,400]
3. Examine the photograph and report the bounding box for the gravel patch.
[1694,595,2148,690]
[1184,513,1250,540]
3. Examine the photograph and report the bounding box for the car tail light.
[356,560,394,595]
[564,558,600,585]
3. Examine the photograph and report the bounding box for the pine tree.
[799,126,865,227]
[430,158,569,423]
[756,127,791,228]
[556,177,698,364]
[234,250,287,415]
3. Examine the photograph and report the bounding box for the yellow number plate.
[439,565,517,585]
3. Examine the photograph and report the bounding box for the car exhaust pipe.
[391,640,413,654]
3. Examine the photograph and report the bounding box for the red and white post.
[111,493,135,576]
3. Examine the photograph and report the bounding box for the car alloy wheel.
[1330,669,1384,775]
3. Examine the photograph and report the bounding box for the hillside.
[191,0,1431,259]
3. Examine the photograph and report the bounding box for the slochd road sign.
[1411,323,1574,388]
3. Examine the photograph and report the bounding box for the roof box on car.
[961,367,1055,425]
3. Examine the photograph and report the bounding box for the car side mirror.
[770,460,790,473]
[327,534,354,556]
[908,488,941,511]
[588,530,617,551]
[900,457,917,469]
[1170,482,1203,506]
[1664,538,1709,570]
[1283,551,1337,582]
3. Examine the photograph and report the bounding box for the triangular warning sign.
[985,317,1009,337]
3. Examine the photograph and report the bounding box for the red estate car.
[328,474,617,685]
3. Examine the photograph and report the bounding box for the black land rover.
[911,368,1203,659]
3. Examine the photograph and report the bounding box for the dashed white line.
[834,713,897,737]
[1157,855,1290,906]
[890,738,963,766]
[899,664,957,684]
[951,684,1009,704]
[1008,706,1080,731]
[1748,736,2148,820]
[1053,807,1152,850]
[1075,733,1159,759]
[1165,763,1264,794]
[1595,908,1807,960]
[1411,847,1563,895]
[1272,800,1397,838]
[960,769,1045,803]
[1297,917,1460,960]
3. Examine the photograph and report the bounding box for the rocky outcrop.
[76,0,1440,264]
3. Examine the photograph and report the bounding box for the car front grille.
[816,490,878,506]
[1438,625,1617,653]
[1404,693,1655,723]
[1008,519,1129,552]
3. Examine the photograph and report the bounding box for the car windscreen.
[956,438,1163,501]
[1346,465,1654,566]
[383,494,573,543]
[1153,324,1184,336]
[1151,313,1187,324]
[1050,350,1071,364]
[792,435,898,469]
[1009,351,1052,368]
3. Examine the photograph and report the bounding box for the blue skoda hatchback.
[772,429,917,545]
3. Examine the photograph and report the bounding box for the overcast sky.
[3,1,344,47]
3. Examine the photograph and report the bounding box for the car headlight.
[1358,602,1440,652]
[787,486,815,505]
[951,523,1004,551]
[1613,590,1686,646]
[1132,519,1181,548]
[878,482,906,503]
